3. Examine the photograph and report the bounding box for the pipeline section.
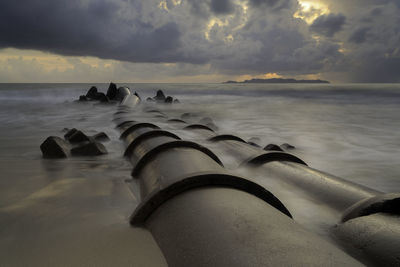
[115,107,400,266]
[114,108,363,267]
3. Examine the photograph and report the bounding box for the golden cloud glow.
[204,18,230,41]
[294,1,330,24]
[0,48,116,72]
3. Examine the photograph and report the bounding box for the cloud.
[0,0,399,82]
[348,27,370,43]
[210,0,235,14]
[310,13,346,37]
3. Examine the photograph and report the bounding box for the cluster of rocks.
[77,82,139,104]
[40,129,110,158]
[146,90,180,104]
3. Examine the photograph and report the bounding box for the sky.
[0,0,399,83]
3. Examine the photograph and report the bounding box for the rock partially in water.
[154,90,166,102]
[106,82,118,100]
[146,97,155,102]
[165,96,173,104]
[67,130,91,144]
[97,92,110,103]
[281,143,295,150]
[173,99,180,103]
[92,132,110,142]
[64,128,78,140]
[79,95,88,102]
[86,86,98,99]
[264,144,284,151]
[40,136,70,158]
[71,141,107,156]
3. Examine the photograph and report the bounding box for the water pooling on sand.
[0,82,400,209]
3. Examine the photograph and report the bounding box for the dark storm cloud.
[310,13,346,37]
[210,0,235,14]
[0,0,183,63]
[0,0,399,82]
[348,27,370,43]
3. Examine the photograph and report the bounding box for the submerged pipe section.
[114,117,363,266]
[176,116,400,266]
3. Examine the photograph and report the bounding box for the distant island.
[224,78,330,84]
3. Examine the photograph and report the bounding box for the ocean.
[0,82,400,209]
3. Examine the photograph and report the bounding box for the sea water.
[0,83,400,209]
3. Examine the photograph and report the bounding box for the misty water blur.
[1,82,400,211]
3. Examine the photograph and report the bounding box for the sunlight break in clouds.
[294,1,330,24]
[0,0,399,82]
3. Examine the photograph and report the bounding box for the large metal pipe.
[114,118,363,266]
[167,117,400,266]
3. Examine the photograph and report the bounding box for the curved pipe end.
[208,134,247,144]
[130,173,292,226]
[342,193,400,222]
[243,152,308,167]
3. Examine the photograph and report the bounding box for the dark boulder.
[173,99,180,103]
[92,132,110,142]
[67,130,91,144]
[64,128,78,140]
[79,95,88,101]
[71,141,107,156]
[97,93,110,103]
[165,96,173,104]
[154,90,166,102]
[106,82,118,100]
[86,86,98,99]
[264,144,284,151]
[281,143,295,150]
[40,136,70,158]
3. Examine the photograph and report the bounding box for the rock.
[79,95,88,101]
[146,97,155,102]
[97,92,109,103]
[64,128,78,140]
[106,82,118,100]
[67,130,91,144]
[281,143,295,150]
[71,141,107,156]
[173,99,180,103]
[165,96,173,104]
[61,128,69,133]
[264,144,284,151]
[40,136,70,158]
[154,90,166,102]
[92,132,110,142]
[86,86,98,99]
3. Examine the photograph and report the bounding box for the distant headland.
[223,78,330,84]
